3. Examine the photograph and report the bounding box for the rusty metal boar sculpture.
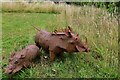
[4,45,40,75]
[34,26,90,61]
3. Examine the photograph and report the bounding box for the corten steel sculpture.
[4,45,40,75]
[34,26,90,61]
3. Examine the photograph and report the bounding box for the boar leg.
[49,51,56,62]
[60,53,64,61]
[57,53,64,61]
[23,61,33,68]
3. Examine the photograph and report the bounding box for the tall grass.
[2,2,64,13]
[55,4,118,69]
[2,2,118,78]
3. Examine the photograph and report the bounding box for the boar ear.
[76,34,79,36]
[68,26,73,32]
[20,54,25,59]
[10,52,16,57]
[75,34,79,40]
[67,30,72,37]
[9,58,12,62]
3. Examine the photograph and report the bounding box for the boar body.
[4,45,40,75]
[35,30,66,53]
[35,27,90,61]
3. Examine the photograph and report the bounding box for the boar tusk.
[76,45,84,52]
[76,34,79,37]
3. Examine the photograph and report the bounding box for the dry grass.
[2,2,64,13]
[63,5,118,67]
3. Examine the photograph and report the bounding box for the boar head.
[4,52,29,75]
[58,26,90,53]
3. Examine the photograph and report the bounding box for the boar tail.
[32,25,41,31]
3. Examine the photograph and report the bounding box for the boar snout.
[4,68,12,75]
[75,37,90,52]
[76,45,90,52]
[4,65,22,75]
[4,65,15,75]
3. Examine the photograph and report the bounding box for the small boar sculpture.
[34,26,90,61]
[4,45,40,75]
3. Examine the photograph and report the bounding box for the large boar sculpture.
[34,26,90,61]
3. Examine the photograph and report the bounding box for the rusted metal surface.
[4,26,90,75]
[34,26,90,61]
[4,45,40,75]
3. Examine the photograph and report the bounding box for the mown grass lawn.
[2,12,118,78]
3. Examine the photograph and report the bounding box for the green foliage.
[70,2,118,14]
